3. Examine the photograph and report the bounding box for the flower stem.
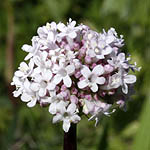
[63,124,77,150]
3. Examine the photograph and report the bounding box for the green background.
[0,0,149,150]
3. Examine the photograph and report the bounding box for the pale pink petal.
[52,114,63,123]
[63,75,72,87]
[29,59,34,69]
[47,31,54,41]
[106,35,115,44]
[19,62,29,70]
[39,88,46,97]
[57,101,67,114]
[49,102,57,114]
[12,76,22,85]
[78,79,88,89]
[25,53,33,60]
[66,65,75,75]
[67,103,76,115]
[57,23,66,32]
[63,119,71,132]
[33,56,41,66]
[118,53,125,62]
[71,115,81,123]
[81,66,91,78]
[13,89,22,97]
[68,31,77,39]
[15,71,24,77]
[122,83,128,94]
[124,75,136,84]
[96,77,105,85]
[27,99,37,107]
[84,100,95,113]
[103,46,112,55]
[21,93,31,102]
[51,22,57,30]
[41,51,48,61]
[24,79,30,90]
[42,70,52,81]
[47,82,56,90]
[30,83,40,91]
[92,65,104,76]
[53,74,63,85]
[22,44,32,52]
[91,83,98,92]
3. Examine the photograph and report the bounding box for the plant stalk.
[63,124,77,150]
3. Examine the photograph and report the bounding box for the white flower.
[57,19,79,39]
[83,99,115,126]
[31,69,55,97]
[88,102,115,126]
[78,65,105,92]
[122,74,136,94]
[21,92,38,107]
[11,76,24,97]
[53,64,75,87]
[48,94,67,115]
[49,48,65,64]
[14,60,34,79]
[101,71,136,94]
[52,103,81,132]
[33,51,52,74]
[107,53,129,69]
[22,36,40,60]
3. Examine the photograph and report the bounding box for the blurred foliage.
[0,0,149,149]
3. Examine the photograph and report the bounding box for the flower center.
[88,74,96,83]
[59,68,67,77]
[94,47,101,55]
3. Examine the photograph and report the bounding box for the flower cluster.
[11,19,140,132]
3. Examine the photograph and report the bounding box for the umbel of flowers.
[11,19,140,132]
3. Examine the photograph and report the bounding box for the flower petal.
[67,103,76,115]
[47,82,56,90]
[57,101,67,114]
[124,75,136,84]
[27,99,37,107]
[30,83,40,91]
[52,114,63,123]
[81,66,91,78]
[92,65,104,76]
[63,75,72,87]
[21,93,31,102]
[66,65,75,75]
[71,115,81,123]
[96,77,105,85]
[15,71,24,77]
[118,53,125,62]
[78,79,88,89]
[122,83,128,94]
[91,83,98,92]
[22,44,32,52]
[39,88,46,97]
[63,119,71,132]
[57,23,66,32]
[42,69,52,81]
[25,53,33,61]
[103,46,112,55]
[49,102,57,114]
[53,74,63,85]
[68,31,77,39]
[47,31,55,41]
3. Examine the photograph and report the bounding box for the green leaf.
[132,95,150,150]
